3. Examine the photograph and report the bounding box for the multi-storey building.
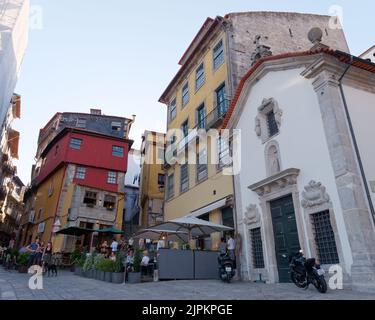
[139,131,165,228]
[123,148,141,236]
[20,110,134,252]
[0,94,24,246]
[0,0,29,131]
[159,12,349,250]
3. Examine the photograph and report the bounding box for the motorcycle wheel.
[291,271,308,288]
[313,276,327,294]
[226,275,232,283]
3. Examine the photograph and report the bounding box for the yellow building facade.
[139,131,165,228]
[159,18,235,250]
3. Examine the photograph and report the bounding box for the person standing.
[227,234,236,262]
[219,237,227,255]
[26,237,40,268]
[140,250,150,276]
[110,238,119,253]
[42,242,53,274]
[100,240,109,256]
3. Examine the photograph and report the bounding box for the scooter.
[283,250,327,293]
[218,253,235,283]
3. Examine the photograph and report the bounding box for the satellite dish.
[308,27,323,44]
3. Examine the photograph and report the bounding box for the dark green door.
[270,195,300,283]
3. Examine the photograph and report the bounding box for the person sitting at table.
[140,250,150,276]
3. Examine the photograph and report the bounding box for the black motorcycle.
[218,253,235,283]
[283,250,327,293]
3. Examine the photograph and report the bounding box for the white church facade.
[223,42,375,292]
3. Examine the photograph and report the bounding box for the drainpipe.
[337,55,375,226]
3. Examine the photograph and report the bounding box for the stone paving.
[0,268,373,300]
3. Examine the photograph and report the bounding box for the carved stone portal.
[301,180,330,208]
[244,204,260,225]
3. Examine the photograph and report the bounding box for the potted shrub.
[128,249,142,284]
[82,254,95,278]
[17,253,30,273]
[93,254,105,280]
[111,252,125,284]
[70,249,81,272]
[102,259,114,282]
[95,258,106,281]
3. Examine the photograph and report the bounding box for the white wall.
[343,84,375,214]
[0,0,29,128]
[125,149,141,187]
[360,47,375,63]
[234,67,353,277]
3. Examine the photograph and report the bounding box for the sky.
[13,0,375,184]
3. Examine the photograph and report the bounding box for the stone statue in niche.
[301,180,330,208]
[244,204,260,225]
[250,35,272,66]
[268,145,280,175]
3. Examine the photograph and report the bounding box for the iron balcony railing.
[195,99,230,130]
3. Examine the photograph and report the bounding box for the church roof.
[221,47,375,129]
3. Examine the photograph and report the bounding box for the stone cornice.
[248,168,300,196]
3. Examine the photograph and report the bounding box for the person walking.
[26,237,40,268]
[227,234,236,262]
[110,238,119,253]
[35,241,45,266]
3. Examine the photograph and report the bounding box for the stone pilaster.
[312,70,375,292]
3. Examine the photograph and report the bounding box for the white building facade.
[0,0,29,129]
[224,45,375,292]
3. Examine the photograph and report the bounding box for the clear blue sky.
[14,0,374,184]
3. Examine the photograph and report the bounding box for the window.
[169,99,177,122]
[70,138,82,150]
[37,208,42,220]
[216,84,227,116]
[107,171,117,184]
[112,146,124,157]
[213,40,224,70]
[181,120,189,137]
[311,211,339,264]
[196,103,206,129]
[111,121,122,131]
[157,148,165,161]
[76,118,86,128]
[180,163,189,193]
[217,136,231,168]
[84,191,97,206]
[196,148,207,182]
[75,167,86,180]
[158,174,165,186]
[250,228,265,269]
[166,173,174,199]
[195,63,205,91]
[267,110,279,137]
[221,207,234,228]
[182,82,189,107]
[103,195,116,210]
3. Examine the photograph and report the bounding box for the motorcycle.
[283,250,327,293]
[218,253,235,283]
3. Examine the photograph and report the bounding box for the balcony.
[203,99,230,130]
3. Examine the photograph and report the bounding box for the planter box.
[74,267,82,276]
[70,266,75,273]
[97,270,104,281]
[111,272,124,284]
[18,266,28,273]
[128,272,141,284]
[104,272,112,282]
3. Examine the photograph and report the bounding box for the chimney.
[90,108,102,115]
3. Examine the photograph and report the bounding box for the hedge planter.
[74,267,82,276]
[111,272,124,284]
[98,270,105,281]
[104,272,112,282]
[128,272,141,284]
[18,266,28,274]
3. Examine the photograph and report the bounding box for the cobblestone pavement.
[0,268,373,300]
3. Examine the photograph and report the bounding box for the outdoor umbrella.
[148,216,233,241]
[133,229,189,242]
[55,226,95,236]
[95,227,125,235]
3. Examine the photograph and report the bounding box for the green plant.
[94,254,105,270]
[99,259,115,272]
[132,249,142,273]
[17,253,30,266]
[70,249,82,266]
[82,253,95,272]
[113,252,124,273]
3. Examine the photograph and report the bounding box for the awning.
[95,227,124,235]
[133,229,188,242]
[188,198,227,218]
